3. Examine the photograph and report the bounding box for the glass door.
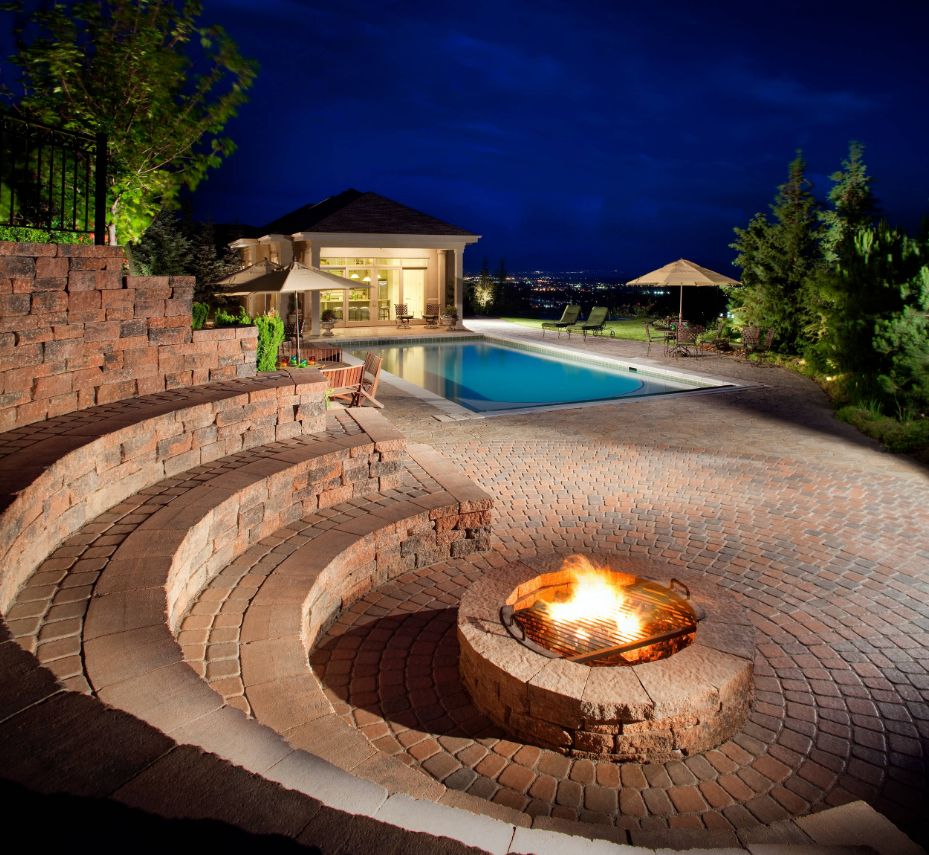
[402,268,426,318]
[379,268,401,321]
[345,269,369,321]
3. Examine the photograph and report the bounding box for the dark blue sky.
[33,0,929,273]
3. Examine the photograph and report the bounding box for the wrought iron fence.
[0,112,107,244]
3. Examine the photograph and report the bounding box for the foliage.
[214,304,251,327]
[0,224,91,244]
[826,224,929,413]
[729,152,822,352]
[837,404,929,457]
[126,210,191,276]
[191,301,209,330]
[254,312,285,372]
[819,141,878,263]
[443,304,459,318]
[127,211,239,302]
[321,309,337,322]
[6,0,258,244]
[466,258,495,314]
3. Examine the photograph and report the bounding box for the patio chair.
[758,328,775,353]
[567,306,613,339]
[325,352,384,408]
[395,304,414,328]
[541,304,581,337]
[423,303,440,328]
[643,320,672,356]
[670,324,704,357]
[738,326,760,357]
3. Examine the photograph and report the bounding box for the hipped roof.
[262,189,477,237]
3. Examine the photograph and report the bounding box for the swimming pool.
[348,339,720,413]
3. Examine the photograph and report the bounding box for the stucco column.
[436,249,447,311]
[309,243,321,336]
[452,248,464,328]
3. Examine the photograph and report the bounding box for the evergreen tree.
[820,141,879,262]
[804,142,880,350]
[129,212,239,303]
[127,211,191,276]
[816,222,929,414]
[187,221,240,303]
[730,152,822,351]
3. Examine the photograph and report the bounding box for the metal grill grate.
[502,576,699,666]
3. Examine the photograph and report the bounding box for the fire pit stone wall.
[458,559,754,762]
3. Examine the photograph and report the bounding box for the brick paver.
[305,323,929,843]
[8,320,929,848]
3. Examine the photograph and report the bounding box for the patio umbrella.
[626,258,738,326]
[214,260,370,361]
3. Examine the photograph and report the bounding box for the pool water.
[349,340,710,413]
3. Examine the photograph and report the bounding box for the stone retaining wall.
[0,371,326,612]
[0,242,257,431]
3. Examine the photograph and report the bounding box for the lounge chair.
[541,304,581,337]
[327,352,384,408]
[567,306,613,339]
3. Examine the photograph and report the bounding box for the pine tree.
[820,141,879,262]
[730,152,822,352]
[818,223,929,414]
[803,142,880,352]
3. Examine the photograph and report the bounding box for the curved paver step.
[174,445,495,807]
[7,408,403,679]
[0,368,328,611]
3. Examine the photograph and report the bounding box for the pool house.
[229,189,481,335]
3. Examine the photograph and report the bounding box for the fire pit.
[501,557,702,666]
[458,556,754,761]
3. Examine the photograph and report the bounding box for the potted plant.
[441,304,459,330]
[321,309,338,337]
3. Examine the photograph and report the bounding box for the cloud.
[732,69,878,119]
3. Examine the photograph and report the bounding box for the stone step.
[6,408,404,683]
[0,369,328,611]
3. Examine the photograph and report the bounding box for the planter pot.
[441,315,458,330]
[321,320,337,337]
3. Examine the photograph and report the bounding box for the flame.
[546,556,642,640]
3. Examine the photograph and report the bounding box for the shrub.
[191,302,209,330]
[254,313,285,372]
[837,405,929,456]
[214,305,252,327]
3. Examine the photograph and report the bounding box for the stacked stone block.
[0,242,257,431]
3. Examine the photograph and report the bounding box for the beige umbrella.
[215,260,370,361]
[626,258,738,326]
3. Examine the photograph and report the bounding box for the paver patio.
[294,320,929,846]
[4,314,928,852]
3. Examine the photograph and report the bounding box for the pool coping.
[339,332,758,420]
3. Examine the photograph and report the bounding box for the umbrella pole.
[295,297,301,363]
[678,286,684,327]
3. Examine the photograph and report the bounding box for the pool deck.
[302,318,929,846]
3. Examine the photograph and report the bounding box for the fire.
[546,556,643,640]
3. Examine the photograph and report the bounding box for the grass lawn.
[499,316,651,341]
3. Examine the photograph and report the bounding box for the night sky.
[11,0,929,273]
